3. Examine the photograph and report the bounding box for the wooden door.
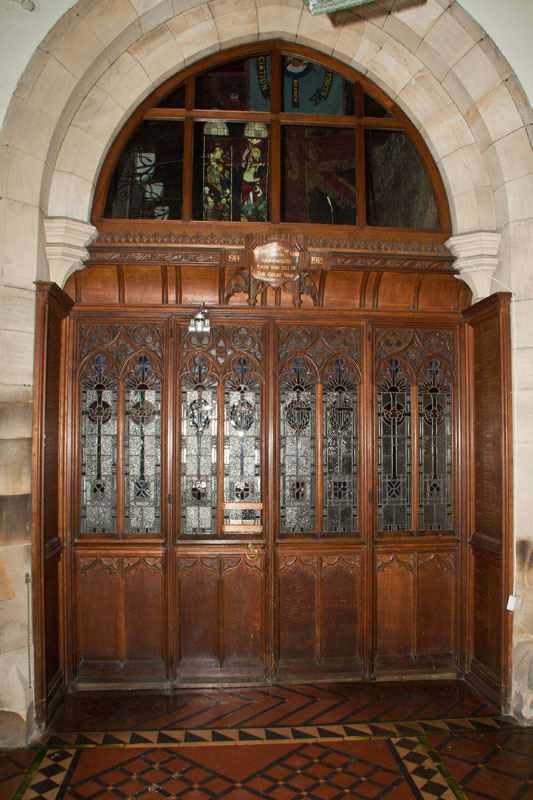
[66,310,463,687]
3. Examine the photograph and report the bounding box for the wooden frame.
[91,41,451,237]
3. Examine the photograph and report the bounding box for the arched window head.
[94,43,449,234]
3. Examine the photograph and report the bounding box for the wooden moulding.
[67,231,471,312]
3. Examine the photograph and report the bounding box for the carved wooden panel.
[321,555,361,661]
[123,557,164,662]
[465,294,512,703]
[376,554,415,657]
[277,551,363,674]
[65,258,472,312]
[221,556,264,664]
[76,553,165,675]
[416,552,455,656]
[278,556,318,662]
[472,549,502,681]
[376,550,456,666]
[33,283,72,723]
[472,315,505,542]
[178,557,219,665]
[176,551,266,678]
[77,557,120,662]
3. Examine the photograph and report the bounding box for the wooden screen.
[59,309,469,689]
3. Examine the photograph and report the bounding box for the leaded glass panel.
[418,360,453,530]
[280,357,316,533]
[377,358,412,531]
[180,356,218,535]
[124,354,162,534]
[193,121,269,222]
[323,357,358,533]
[224,356,262,533]
[104,120,183,219]
[80,354,118,533]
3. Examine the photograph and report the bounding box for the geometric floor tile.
[47,682,499,733]
[429,728,533,800]
[21,741,434,800]
[392,737,458,799]
[2,682,532,800]
[0,750,38,800]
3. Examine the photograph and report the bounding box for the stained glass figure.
[124,354,162,534]
[323,357,358,533]
[195,122,269,222]
[224,356,262,532]
[80,354,118,533]
[418,359,453,530]
[280,356,316,533]
[180,355,218,535]
[377,358,412,531]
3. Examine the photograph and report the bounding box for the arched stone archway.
[1,0,532,737]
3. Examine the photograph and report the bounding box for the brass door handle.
[246,542,258,560]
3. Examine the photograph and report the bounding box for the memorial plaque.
[252,241,301,288]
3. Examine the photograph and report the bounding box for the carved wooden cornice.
[89,230,454,273]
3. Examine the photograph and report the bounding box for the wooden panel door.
[32,283,72,724]
[275,324,366,680]
[373,326,459,676]
[174,322,268,684]
[464,294,513,705]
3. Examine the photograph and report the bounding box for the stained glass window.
[281,54,354,115]
[124,354,162,534]
[193,121,269,222]
[418,360,453,530]
[180,355,218,536]
[377,358,412,531]
[280,356,317,534]
[100,45,447,232]
[79,324,165,537]
[223,356,262,533]
[80,354,118,533]
[195,57,271,111]
[323,357,358,533]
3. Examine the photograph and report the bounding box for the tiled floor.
[1,681,532,800]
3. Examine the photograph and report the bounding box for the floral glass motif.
[418,359,453,530]
[224,356,262,531]
[377,358,412,531]
[197,121,269,222]
[124,354,162,533]
[80,354,118,533]
[280,356,316,533]
[323,357,358,532]
[180,355,218,535]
